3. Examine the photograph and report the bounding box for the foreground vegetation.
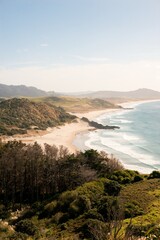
[0,98,75,136]
[0,141,160,239]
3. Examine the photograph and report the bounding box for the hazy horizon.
[1,82,160,95]
[0,0,160,92]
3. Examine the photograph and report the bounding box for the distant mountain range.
[75,88,160,100]
[0,83,160,100]
[0,84,48,97]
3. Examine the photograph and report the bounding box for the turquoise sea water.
[74,101,160,173]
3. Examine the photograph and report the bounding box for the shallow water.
[74,101,160,173]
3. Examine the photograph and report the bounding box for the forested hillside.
[0,98,75,135]
[0,141,160,239]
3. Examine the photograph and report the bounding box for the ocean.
[74,101,160,173]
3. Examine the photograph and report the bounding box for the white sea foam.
[84,132,159,168]
[100,137,159,166]
[75,100,160,174]
[119,119,133,123]
[122,133,140,141]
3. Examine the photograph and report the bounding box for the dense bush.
[0,204,10,219]
[15,219,38,236]
[83,209,104,221]
[148,170,160,179]
[126,223,160,238]
[109,169,142,184]
[0,142,124,206]
[0,98,76,136]
[124,201,144,218]
[104,180,121,196]
[8,232,28,240]
[79,219,109,240]
[97,196,119,221]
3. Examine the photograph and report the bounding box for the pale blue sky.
[0,0,160,92]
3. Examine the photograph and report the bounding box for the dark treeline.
[0,141,123,208]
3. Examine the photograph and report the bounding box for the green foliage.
[83,209,104,221]
[82,149,124,177]
[104,180,121,196]
[32,96,118,113]
[79,219,109,240]
[97,196,119,221]
[109,169,143,184]
[148,170,160,179]
[1,140,159,239]
[9,232,29,240]
[76,180,105,207]
[68,195,91,217]
[0,98,76,135]
[126,223,160,239]
[42,200,57,217]
[15,219,38,236]
[0,142,124,206]
[58,191,78,212]
[133,175,144,182]
[124,201,144,218]
[0,204,10,219]
[51,212,65,224]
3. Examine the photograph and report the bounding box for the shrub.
[124,201,144,218]
[77,180,104,206]
[126,223,159,237]
[0,204,10,219]
[84,209,104,221]
[58,191,77,212]
[97,196,119,221]
[109,170,142,184]
[51,212,64,224]
[79,219,109,240]
[42,200,57,217]
[69,195,91,217]
[148,171,160,179]
[15,219,38,236]
[104,180,121,196]
[133,175,144,182]
[9,232,28,240]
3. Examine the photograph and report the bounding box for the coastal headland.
[3,99,158,153]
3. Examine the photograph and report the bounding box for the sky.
[0,0,160,92]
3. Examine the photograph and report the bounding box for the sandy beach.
[3,99,159,153]
[2,108,120,153]
[3,119,93,153]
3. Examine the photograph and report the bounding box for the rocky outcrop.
[81,117,120,130]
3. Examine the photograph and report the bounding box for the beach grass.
[30,96,118,113]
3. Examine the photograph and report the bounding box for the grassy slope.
[1,178,159,240]
[0,98,75,135]
[31,96,120,113]
[120,179,160,226]
[39,178,160,239]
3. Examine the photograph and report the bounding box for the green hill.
[32,96,120,113]
[0,98,75,135]
[0,143,160,239]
